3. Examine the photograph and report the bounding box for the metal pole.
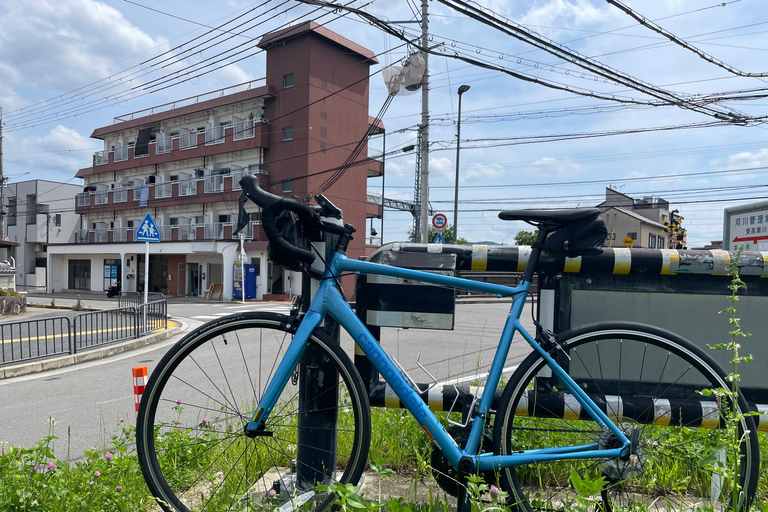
[418,0,430,243]
[143,241,148,333]
[0,107,4,240]
[240,233,245,303]
[453,85,470,243]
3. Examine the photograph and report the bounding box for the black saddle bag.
[545,217,607,258]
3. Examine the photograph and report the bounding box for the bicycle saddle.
[498,208,600,230]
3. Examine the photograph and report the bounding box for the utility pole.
[0,107,4,240]
[418,0,430,243]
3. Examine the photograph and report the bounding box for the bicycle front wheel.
[493,321,759,512]
[137,312,371,512]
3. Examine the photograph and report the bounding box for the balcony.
[156,136,172,155]
[155,182,173,199]
[233,119,255,140]
[180,131,197,150]
[74,221,262,244]
[86,119,271,177]
[178,179,197,196]
[95,151,109,166]
[77,193,91,207]
[205,175,225,193]
[114,146,128,162]
[205,125,225,145]
[114,188,128,203]
[95,190,109,205]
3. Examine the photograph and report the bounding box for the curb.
[0,321,184,380]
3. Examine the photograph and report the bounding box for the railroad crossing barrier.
[354,243,768,430]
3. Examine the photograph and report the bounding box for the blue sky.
[1,0,767,247]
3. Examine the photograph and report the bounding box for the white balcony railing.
[77,193,90,207]
[204,222,224,239]
[95,191,109,205]
[113,188,127,203]
[179,179,197,196]
[205,175,225,193]
[177,224,195,241]
[114,146,128,162]
[113,228,128,242]
[95,229,109,243]
[77,230,90,243]
[233,119,255,140]
[156,136,172,155]
[155,182,173,198]
[231,169,251,190]
[205,125,225,145]
[95,151,109,165]
[180,131,197,150]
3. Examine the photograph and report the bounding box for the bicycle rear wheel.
[137,312,371,512]
[493,321,759,512]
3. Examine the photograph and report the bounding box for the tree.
[514,230,538,246]
[407,224,469,244]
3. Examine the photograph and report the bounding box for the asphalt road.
[0,299,533,460]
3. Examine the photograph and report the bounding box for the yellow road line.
[1,320,178,345]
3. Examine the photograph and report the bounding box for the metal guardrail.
[0,317,72,366]
[0,300,169,368]
[118,292,164,310]
[72,306,139,352]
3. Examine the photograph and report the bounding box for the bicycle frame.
[246,250,630,473]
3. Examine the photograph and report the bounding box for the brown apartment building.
[47,22,384,299]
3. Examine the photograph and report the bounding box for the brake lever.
[233,191,251,236]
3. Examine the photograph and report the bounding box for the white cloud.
[714,147,768,181]
[531,157,584,177]
[463,162,505,182]
[4,125,99,182]
[0,0,168,91]
[517,0,617,34]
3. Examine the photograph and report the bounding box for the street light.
[453,84,470,243]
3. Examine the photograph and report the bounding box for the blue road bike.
[137,175,759,512]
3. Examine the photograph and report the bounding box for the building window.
[320,142,327,153]
[282,180,293,193]
[658,235,664,248]
[320,126,327,138]
[7,198,16,227]
[648,234,656,248]
[169,218,179,226]
[283,73,294,88]
[322,80,328,90]
[282,126,293,141]
[320,111,327,119]
[127,220,134,228]
[627,232,637,240]
[54,214,62,227]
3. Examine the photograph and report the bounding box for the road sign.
[2,236,9,242]
[136,212,161,242]
[623,236,634,247]
[433,232,445,244]
[432,213,447,230]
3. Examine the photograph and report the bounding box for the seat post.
[521,226,549,282]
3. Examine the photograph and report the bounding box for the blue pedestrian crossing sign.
[433,232,445,244]
[136,212,161,242]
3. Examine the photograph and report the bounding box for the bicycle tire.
[137,312,371,512]
[493,321,759,512]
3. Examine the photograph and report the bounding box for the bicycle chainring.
[431,426,496,497]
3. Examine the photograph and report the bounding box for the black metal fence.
[0,300,169,368]
[118,292,164,310]
[72,307,139,352]
[0,317,73,365]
